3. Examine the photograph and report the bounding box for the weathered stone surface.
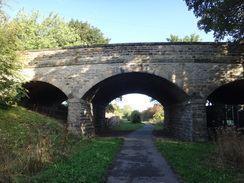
[19,43,244,141]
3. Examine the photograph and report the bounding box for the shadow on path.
[106,123,182,183]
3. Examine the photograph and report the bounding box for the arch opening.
[20,81,68,120]
[207,80,244,129]
[81,72,193,138]
[105,93,164,126]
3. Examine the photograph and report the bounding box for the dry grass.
[212,127,244,168]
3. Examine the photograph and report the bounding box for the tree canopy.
[166,33,201,42]
[12,10,110,50]
[69,19,110,45]
[184,0,243,43]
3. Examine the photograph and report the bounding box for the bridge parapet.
[19,42,243,68]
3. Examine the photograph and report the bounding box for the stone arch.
[79,64,187,99]
[76,72,207,141]
[82,72,189,106]
[31,76,73,99]
[20,80,68,119]
[202,64,244,99]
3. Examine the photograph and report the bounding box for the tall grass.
[211,127,244,168]
[0,106,74,182]
[0,106,124,182]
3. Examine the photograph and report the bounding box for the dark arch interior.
[21,81,68,105]
[82,72,189,106]
[20,81,68,119]
[207,80,244,104]
[207,80,244,128]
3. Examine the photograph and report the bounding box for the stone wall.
[20,43,242,68]
[164,101,193,140]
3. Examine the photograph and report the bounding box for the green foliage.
[112,104,124,117]
[166,33,201,42]
[141,105,164,122]
[11,10,110,50]
[13,10,79,49]
[68,19,110,45]
[0,0,8,23]
[130,110,141,124]
[184,0,243,43]
[106,103,115,113]
[0,10,27,108]
[122,105,133,121]
[113,119,145,131]
[155,139,243,183]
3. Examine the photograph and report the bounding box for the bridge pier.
[92,103,106,133]
[191,96,208,141]
[164,95,207,141]
[67,99,95,137]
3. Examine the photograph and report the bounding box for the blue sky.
[6,0,215,43]
[5,0,215,111]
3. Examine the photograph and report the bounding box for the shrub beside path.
[106,123,182,183]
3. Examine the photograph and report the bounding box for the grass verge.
[0,106,123,183]
[28,138,123,183]
[113,119,145,131]
[155,139,244,183]
[153,123,164,130]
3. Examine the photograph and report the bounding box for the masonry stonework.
[19,43,243,141]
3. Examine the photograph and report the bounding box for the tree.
[166,33,201,42]
[130,110,141,124]
[141,104,164,122]
[68,19,110,45]
[122,105,133,121]
[112,104,123,117]
[0,0,8,23]
[152,105,164,122]
[13,10,79,50]
[184,0,243,43]
[106,104,115,113]
[0,3,27,108]
[12,10,110,50]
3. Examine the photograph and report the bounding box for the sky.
[4,0,215,111]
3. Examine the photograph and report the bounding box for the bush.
[130,110,141,124]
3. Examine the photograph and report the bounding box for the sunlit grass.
[113,119,145,131]
[155,139,243,183]
[29,138,123,183]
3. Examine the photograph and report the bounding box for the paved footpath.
[106,123,182,183]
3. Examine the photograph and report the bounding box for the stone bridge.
[19,42,244,141]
